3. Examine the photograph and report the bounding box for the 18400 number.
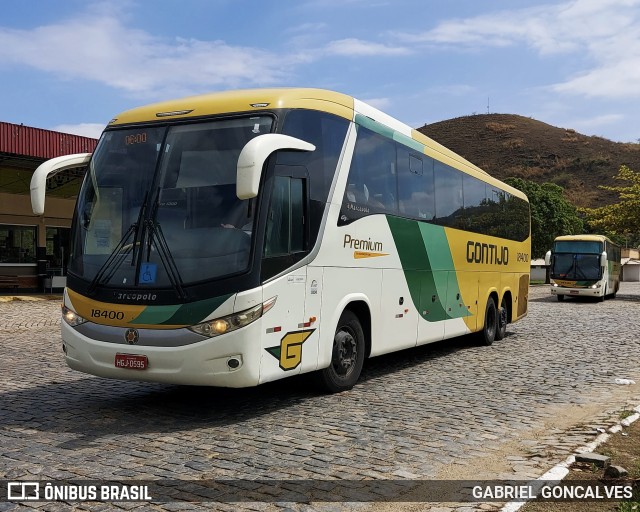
[91,309,125,320]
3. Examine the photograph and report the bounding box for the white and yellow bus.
[545,234,621,301]
[31,88,531,392]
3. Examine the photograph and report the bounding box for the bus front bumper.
[551,285,603,297]
[60,320,262,387]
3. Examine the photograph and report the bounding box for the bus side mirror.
[30,153,92,215]
[544,250,551,266]
[236,134,315,199]
[600,251,607,267]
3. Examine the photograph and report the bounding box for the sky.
[1,0,639,142]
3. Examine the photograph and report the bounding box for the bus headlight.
[189,296,277,338]
[62,305,87,327]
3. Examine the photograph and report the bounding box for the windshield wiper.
[87,223,137,294]
[87,191,149,294]
[144,199,187,300]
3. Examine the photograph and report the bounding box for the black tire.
[315,310,365,393]
[478,297,497,346]
[557,294,565,301]
[599,285,606,302]
[495,296,507,341]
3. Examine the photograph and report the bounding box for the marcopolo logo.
[466,241,509,266]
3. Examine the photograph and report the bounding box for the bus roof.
[554,234,616,244]
[108,87,527,202]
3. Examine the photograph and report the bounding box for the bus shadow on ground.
[530,294,638,303]
[2,333,491,448]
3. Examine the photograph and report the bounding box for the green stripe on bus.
[355,114,395,140]
[387,216,449,321]
[132,294,233,326]
[161,294,234,325]
[355,114,425,153]
[131,304,181,324]
[393,132,424,153]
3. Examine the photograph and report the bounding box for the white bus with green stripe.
[545,234,621,301]
[31,88,531,392]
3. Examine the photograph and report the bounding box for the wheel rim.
[332,328,358,378]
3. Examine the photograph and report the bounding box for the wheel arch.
[320,294,372,368]
[343,300,372,359]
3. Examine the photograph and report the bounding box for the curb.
[500,404,640,512]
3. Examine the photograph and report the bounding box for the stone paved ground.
[1,284,639,512]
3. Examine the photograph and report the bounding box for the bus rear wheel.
[478,298,497,346]
[315,310,364,393]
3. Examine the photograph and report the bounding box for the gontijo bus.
[31,88,531,392]
[545,234,620,301]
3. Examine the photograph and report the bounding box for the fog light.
[227,358,240,369]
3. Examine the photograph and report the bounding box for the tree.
[581,165,640,247]
[504,178,584,258]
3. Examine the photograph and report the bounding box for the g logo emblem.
[124,328,139,345]
[265,330,314,371]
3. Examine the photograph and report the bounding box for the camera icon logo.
[7,482,40,500]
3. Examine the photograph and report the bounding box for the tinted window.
[337,122,530,242]
[434,162,463,228]
[278,109,349,202]
[264,176,305,257]
[504,192,530,241]
[340,126,397,224]
[554,241,602,254]
[397,147,435,221]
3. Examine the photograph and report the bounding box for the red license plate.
[115,353,148,370]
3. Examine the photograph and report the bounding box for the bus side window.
[433,162,464,229]
[397,148,434,221]
[340,125,396,224]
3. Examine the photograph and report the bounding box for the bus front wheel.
[478,298,497,346]
[600,286,606,302]
[315,310,365,393]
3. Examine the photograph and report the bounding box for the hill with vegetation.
[418,114,640,208]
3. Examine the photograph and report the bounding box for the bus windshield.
[69,116,273,289]
[551,240,603,281]
[551,253,601,280]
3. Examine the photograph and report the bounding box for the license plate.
[115,353,148,370]
[569,291,579,294]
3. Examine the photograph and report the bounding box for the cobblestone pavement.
[1,284,640,512]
